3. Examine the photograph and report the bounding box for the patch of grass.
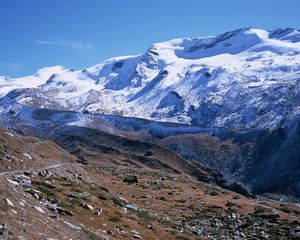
[60,181,76,187]
[122,223,130,228]
[96,191,109,200]
[89,186,110,200]
[112,197,123,206]
[156,217,173,228]
[61,197,82,210]
[108,214,121,222]
[136,211,156,223]
[280,206,292,213]
[36,185,57,198]
[280,206,300,215]
[82,229,106,240]
[71,184,84,193]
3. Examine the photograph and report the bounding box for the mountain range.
[0,27,300,198]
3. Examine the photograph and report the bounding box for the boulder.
[123,175,138,184]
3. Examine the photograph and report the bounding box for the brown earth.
[0,127,299,240]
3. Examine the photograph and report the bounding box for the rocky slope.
[0,105,299,197]
[1,127,300,240]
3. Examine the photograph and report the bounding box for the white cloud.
[34,39,95,53]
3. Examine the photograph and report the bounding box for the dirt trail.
[0,164,63,176]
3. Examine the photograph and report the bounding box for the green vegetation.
[82,229,106,240]
[89,186,110,200]
[112,197,123,206]
[136,211,156,223]
[36,185,57,198]
[108,214,121,222]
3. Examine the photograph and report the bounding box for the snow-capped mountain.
[1,28,300,198]
[1,27,300,129]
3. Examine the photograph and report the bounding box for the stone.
[0,223,9,240]
[159,196,166,201]
[226,201,239,207]
[123,175,138,184]
[5,198,14,208]
[56,207,73,216]
[133,234,142,239]
[33,206,45,214]
[125,204,143,212]
[80,203,94,211]
[64,221,81,230]
[5,178,19,186]
[118,197,128,204]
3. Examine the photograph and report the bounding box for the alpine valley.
[0,28,300,239]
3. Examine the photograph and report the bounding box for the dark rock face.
[123,176,138,184]
[158,117,300,197]
[154,91,185,117]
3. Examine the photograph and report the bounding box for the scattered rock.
[115,226,126,234]
[5,198,14,208]
[118,196,128,204]
[123,175,138,184]
[125,204,143,212]
[159,196,166,201]
[226,201,239,207]
[14,175,32,189]
[33,206,45,214]
[133,234,142,239]
[56,207,73,216]
[160,176,166,181]
[80,203,94,211]
[256,211,280,221]
[0,223,9,240]
[5,178,19,186]
[63,221,81,230]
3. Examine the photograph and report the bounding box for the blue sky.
[1,0,299,77]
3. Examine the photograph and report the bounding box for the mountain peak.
[35,65,69,78]
[0,27,300,129]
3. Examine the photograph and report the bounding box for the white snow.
[1,28,300,129]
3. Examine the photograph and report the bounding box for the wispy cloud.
[0,62,24,73]
[34,39,95,53]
